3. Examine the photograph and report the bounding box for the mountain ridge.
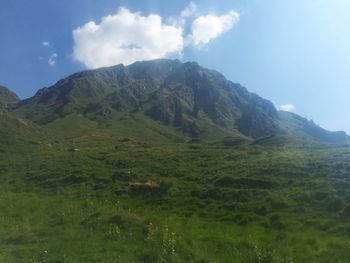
[5,59,349,143]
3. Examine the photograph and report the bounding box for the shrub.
[326,197,344,212]
[255,205,268,216]
[312,191,329,201]
[341,205,350,219]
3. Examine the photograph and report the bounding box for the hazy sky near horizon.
[1,0,350,133]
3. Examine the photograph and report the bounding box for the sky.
[1,0,350,133]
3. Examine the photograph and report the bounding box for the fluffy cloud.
[187,11,239,46]
[72,5,239,68]
[279,104,295,112]
[48,53,58,66]
[73,8,184,68]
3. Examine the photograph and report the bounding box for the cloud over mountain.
[186,11,239,46]
[73,8,184,68]
[72,4,239,68]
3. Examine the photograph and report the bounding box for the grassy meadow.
[2,130,350,262]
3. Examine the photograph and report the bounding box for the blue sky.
[1,0,350,133]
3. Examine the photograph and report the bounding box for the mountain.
[14,59,348,143]
[0,85,19,108]
[278,111,349,143]
[3,60,350,262]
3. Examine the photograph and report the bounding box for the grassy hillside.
[0,85,19,108]
[0,111,42,151]
[2,59,350,262]
[2,132,350,262]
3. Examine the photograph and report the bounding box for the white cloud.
[187,11,240,46]
[42,41,50,47]
[72,7,184,68]
[181,2,197,19]
[168,2,198,27]
[279,104,295,112]
[48,53,58,66]
[72,5,240,68]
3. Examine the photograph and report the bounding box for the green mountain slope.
[15,59,279,140]
[13,59,348,144]
[278,111,349,143]
[0,111,42,150]
[0,85,19,108]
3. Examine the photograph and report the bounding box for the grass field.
[2,131,350,262]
